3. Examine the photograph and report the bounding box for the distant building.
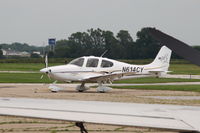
[2,49,7,55]
[32,51,41,55]
[2,49,31,57]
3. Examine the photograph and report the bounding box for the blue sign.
[48,38,56,45]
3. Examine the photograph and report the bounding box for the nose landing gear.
[48,81,64,92]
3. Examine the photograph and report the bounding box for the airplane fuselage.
[40,56,167,82]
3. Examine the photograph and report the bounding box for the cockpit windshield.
[69,58,84,67]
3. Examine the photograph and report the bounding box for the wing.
[0,97,200,132]
[81,71,138,82]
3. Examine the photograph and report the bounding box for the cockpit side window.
[101,60,113,68]
[69,58,84,67]
[86,58,99,67]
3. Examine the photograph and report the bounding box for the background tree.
[135,28,161,59]
[2,27,199,59]
[54,40,70,58]
[102,30,120,58]
[0,46,4,59]
[116,30,134,59]
[87,28,106,56]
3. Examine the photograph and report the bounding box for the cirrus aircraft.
[40,46,172,92]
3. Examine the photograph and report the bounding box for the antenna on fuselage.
[100,50,108,57]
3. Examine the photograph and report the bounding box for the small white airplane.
[40,46,172,92]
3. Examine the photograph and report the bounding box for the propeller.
[40,75,44,79]
[45,54,48,68]
[40,54,51,80]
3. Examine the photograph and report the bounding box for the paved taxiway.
[1,81,199,87]
[141,96,200,100]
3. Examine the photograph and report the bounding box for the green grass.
[0,63,62,71]
[0,61,200,83]
[114,77,200,84]
[0,73,53,83]
[111,85,200,92]
[0,73,200,83]
[169,64,200,75]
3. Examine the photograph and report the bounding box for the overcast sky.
[0,0,199,46]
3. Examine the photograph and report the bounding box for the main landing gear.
[76,82,89,92]
[76,82,112,93]
[96,82,112,93]
[49,81,112,93]
[75,122,88,133]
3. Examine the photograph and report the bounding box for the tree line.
[1,27,200,59]
[52,27,200,59]
[52,28,162,59]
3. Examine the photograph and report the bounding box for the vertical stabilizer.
[149,46,172,72]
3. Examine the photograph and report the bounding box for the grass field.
[0,62,200,84]
[0,73,200,83]
[0,63,62,71]
[0,63,200,75]
[169,64,200,75]
[114,77,200,83]
[0,73,52,83]
[111,85,200,92]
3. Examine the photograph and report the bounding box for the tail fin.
[149,46,172,72]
